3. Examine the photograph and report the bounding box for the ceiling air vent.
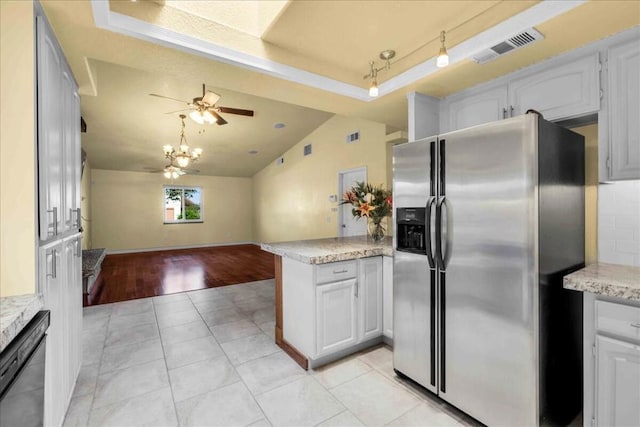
[303,144,312,156]
[471,28,544,64]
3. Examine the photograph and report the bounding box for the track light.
[437,30,449,68]
[364,50,395,98]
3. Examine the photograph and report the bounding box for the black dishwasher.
[0,310,50,427]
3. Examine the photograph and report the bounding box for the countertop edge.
[563,263,640,302]
[260,239,393,265]
[0,294,44,353]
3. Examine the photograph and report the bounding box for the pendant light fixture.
[163,114,203,171]
[437,30,449,68]
[364,50,395,98]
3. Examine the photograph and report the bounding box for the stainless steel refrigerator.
[393,114,584,426]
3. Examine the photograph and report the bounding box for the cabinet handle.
[354,282,358,298]
[631,323,640,329]
[47,249,57,279]
[502,108,507,119]
[71,207,82,229]
[333,269,348,274]
[510,105,515,117]
[75,238,82,258]
[76,207,82,229]
[48,207,58,236]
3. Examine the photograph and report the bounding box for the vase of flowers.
[341,182,392,242]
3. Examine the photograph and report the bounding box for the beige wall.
[572,124,598,264]
[91,170,253,251]
[81,159,92,249]
[0,1,36,297]
[252,115,389,243]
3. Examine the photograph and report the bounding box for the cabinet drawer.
[316,260,357,285]
[596,300,640,342]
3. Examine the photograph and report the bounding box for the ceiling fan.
[149,84,254,125]
[144,162,200,179]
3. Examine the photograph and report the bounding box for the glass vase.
[367,217,385,242]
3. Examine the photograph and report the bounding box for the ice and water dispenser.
[396,207,426,254]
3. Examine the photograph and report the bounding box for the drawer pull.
[631,323,640,329]
[333,269,348,274]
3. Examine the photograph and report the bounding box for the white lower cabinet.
[40,234,82,427]
[382,256,393,339]
[359,257,383,341]
[283,256,387,365]
[316,279,358,357]
[596,335,640,427]
[585,296,640,427]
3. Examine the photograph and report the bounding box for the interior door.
[339,168,367,236]
[438,116,538,426]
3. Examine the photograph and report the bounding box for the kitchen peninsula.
[261,236,393,369]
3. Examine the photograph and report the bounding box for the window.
[164,186,203,223]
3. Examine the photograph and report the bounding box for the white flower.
[365,193,374,203]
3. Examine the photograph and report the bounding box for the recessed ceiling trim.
[90,0,370,101]
[91,0,586,101]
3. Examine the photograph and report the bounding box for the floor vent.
[472,28,544,64]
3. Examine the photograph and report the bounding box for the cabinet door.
[607,40,640,180]
[37,16,65,241]
[359,257,383,342]
[382,256,393,339]
[63,235,83,397]
[315,279,358,358]
[40,242,67,427]
[509,54,600,121]
[446,85,507,132]
[62,72,81,232]
[596,335,640,427]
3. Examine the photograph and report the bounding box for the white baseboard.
[105,241,259,255]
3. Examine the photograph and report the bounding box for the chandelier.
[163,114,203,170]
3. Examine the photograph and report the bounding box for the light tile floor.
[65,279,478,427]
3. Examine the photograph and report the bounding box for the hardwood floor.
[90,244,274,305]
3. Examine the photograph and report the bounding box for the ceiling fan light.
[163,170,171,179]
[172,171,180,179]
[189,110,205,125]
[203,110,216,124]
[163,145,174,155]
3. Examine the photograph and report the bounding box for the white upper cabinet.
[37,15,81,241]
[441,54,600,133]
[37,15,64,241]
[509,53,600,121]
[443,86,508,133]
[606,39,640,181]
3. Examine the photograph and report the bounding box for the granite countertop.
[564,263,640,301]
[0,294,44,353]
[261,235,393,264]
[82,248,106,278]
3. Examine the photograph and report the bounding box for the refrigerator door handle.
[435,196,453,270]
[435,196,445,270]
[425,196,436,268]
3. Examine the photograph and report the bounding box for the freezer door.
[438,116,539,426]
[392,138,438,392]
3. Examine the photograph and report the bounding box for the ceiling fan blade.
[149,93,189,104]
[164,108,191,115]
[202,91,221,106]
[209,109,228,125]
[183,169,200,175]
[218,106,254,117]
